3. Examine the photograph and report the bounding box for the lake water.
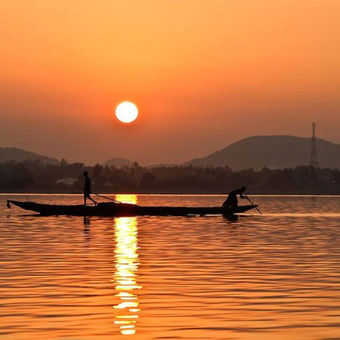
[0,194,339,340]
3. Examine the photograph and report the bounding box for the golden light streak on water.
[115,194,138,205]
[113,194,141,335]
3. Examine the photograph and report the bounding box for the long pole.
[93,193,117,203]
[246,196,262,215]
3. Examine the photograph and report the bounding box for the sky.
[0,0,339,165]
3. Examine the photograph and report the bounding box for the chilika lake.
[0,194,339,340]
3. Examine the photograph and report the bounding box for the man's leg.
[89,195,97,205]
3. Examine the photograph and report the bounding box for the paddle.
[93,193,118,203]
[245,195,262,215]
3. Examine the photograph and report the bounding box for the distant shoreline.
[1,160,339,195]
[1,191,340,196]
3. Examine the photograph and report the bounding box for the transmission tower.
[310,122,319,167]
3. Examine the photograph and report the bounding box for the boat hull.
[7,200,257,217]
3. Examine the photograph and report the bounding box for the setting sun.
[115,102,138,123]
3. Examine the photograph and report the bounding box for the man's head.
[83,171,88,177]
[241,186,246,192]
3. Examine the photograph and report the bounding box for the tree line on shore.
[0,159,339,194]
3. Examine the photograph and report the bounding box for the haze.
[0,0,339,165]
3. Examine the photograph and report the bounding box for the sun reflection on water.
[113,195,141,335]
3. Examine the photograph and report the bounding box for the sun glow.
[115,102,138,123]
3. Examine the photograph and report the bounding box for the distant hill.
[0,147,59,164]
[186,135,340,170]
[105,157,133,168]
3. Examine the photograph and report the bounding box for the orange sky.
[0,0,339,164]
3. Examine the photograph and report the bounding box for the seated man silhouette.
[222,186,247,209]
[83,171,97,206]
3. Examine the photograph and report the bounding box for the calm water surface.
[0,194,339,340]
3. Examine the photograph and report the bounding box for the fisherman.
[222,186,247,209]
[83,171,97,206]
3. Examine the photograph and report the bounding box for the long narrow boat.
[7,200,257,217]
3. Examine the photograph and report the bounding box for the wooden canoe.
[7,200,257,217]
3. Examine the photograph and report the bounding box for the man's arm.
[239,190,247,199]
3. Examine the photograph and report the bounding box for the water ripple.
[0,194,339,339]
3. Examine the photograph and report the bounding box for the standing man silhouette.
[83,171,97,206]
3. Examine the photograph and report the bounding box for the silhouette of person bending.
[222,186,247,209]
[83,171,97,206]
